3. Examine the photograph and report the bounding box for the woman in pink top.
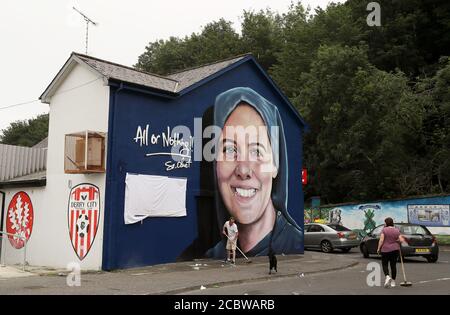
[377,217,405,288]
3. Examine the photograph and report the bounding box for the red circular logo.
[6,192,34,249]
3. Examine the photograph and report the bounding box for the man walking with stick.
[223,217,239,264]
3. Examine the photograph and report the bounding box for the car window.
[309,225,324,232]
[398,225,431,235]
[305,225,312,232]
[371,225,384,236]
[327,224,351,231]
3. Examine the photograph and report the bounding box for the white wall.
[1,187,45,268]
[1,63,110,270]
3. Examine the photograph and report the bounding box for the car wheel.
[426,255,438,263]
[321,241,333,253]
[341,248,351,253]
[361,244,369,258]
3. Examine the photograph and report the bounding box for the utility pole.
[73,7,98,54]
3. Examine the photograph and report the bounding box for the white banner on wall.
[124,173,187,224]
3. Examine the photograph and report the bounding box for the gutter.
[108,80,179,100]
[0,179,46,189]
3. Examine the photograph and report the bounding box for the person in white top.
[223,217,239,264]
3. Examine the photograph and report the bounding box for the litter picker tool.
[224,233,252,264]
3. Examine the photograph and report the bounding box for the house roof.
[0,170,46,188]
[39,52,306,126]
[0,143,47,187]
[32,137,48,149]
[40,52,248,102]
[76,53,179,92]
[166,55,248,92]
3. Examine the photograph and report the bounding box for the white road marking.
[417,277,450,284]
[131,272,152,276]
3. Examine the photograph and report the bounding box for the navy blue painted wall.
[102,60,305,270]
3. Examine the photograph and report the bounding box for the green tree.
[240,9,284,70]
[417,57,450,193]
[135,11,289,75]
[135,37,196,75]
[271,2,360,97]
[0,114,49,147]
[189,19,243,66]
[298,45,422,202]
[347,0,450,77]
[135,19,243,75]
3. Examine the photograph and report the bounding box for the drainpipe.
[102,82,124,271]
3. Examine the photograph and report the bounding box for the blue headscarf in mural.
[206,87,303,258]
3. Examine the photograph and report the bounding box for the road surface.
[184,248,450,295]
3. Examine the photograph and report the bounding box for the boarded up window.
[65,131,106,173]
[124,173,187,224]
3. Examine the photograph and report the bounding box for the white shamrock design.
[8,195,31,245]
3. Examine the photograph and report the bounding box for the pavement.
[0,266,34,279]
[2,247,448,295]
[0,251,358,295]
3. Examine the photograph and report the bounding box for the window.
[309,225,324,233]
[328,224,351,231]
[371,225,384,236]
[398,225,431,235]
[65,131,106,173]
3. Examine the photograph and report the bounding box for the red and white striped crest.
[68,183,100,261]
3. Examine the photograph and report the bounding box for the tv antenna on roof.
[73,7,98,54]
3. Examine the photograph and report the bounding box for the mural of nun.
[206,87,303,259]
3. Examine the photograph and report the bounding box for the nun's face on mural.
[216,103,278,225]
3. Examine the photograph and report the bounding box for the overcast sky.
[0,0,343,132]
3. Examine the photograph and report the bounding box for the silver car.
[304,223,360,253]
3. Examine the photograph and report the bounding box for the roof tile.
[167,56,247,91]
[76,54,178,92]
[74,53,248,93]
